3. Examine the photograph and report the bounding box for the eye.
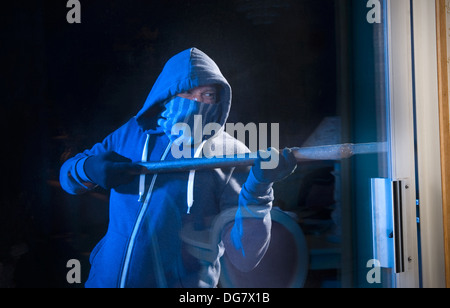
[202,92,216,98]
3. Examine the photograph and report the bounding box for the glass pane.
[271,0,392,288]
[8,0,398,288]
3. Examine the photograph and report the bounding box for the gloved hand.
[251,147,298,184]
[232,148,297,257]
[83,151,143,190]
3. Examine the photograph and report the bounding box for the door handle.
[371,178,405,273]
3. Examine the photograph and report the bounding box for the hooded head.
[136,48,232,132]
[135,48,235,214]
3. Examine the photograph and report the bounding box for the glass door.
[272,0,420,287]
[342,0,419,287]
[339,0,419,287]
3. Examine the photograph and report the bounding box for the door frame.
[390,0,447,288]
[411,0,446,288]
[386,0,420,288]
[435,0,450,288]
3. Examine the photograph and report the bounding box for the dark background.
[1,0,337,287]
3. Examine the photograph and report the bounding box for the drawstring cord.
[138,133,206,215]
[186,141,206,214]
[138,134,150,202]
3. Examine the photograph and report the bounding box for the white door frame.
[411,0,446,288]
[386,0,420,288]
[387,0,446,288]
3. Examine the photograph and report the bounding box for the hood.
[136,48,232,130]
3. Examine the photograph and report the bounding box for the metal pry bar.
[135,142,387,174]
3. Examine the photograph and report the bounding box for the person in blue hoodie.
[59,47,297,288]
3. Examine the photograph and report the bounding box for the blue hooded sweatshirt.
[60,48,273,288]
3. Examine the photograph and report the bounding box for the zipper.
[119,141,172,288]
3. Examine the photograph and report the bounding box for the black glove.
[251,147,298,184]
[83,151,142,190]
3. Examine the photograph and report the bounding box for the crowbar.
[134,142,387,174]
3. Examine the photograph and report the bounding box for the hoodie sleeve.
[60,117,144,195]
[219,167,273,273]
[59,136,115,195]
[59,114,138,196]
